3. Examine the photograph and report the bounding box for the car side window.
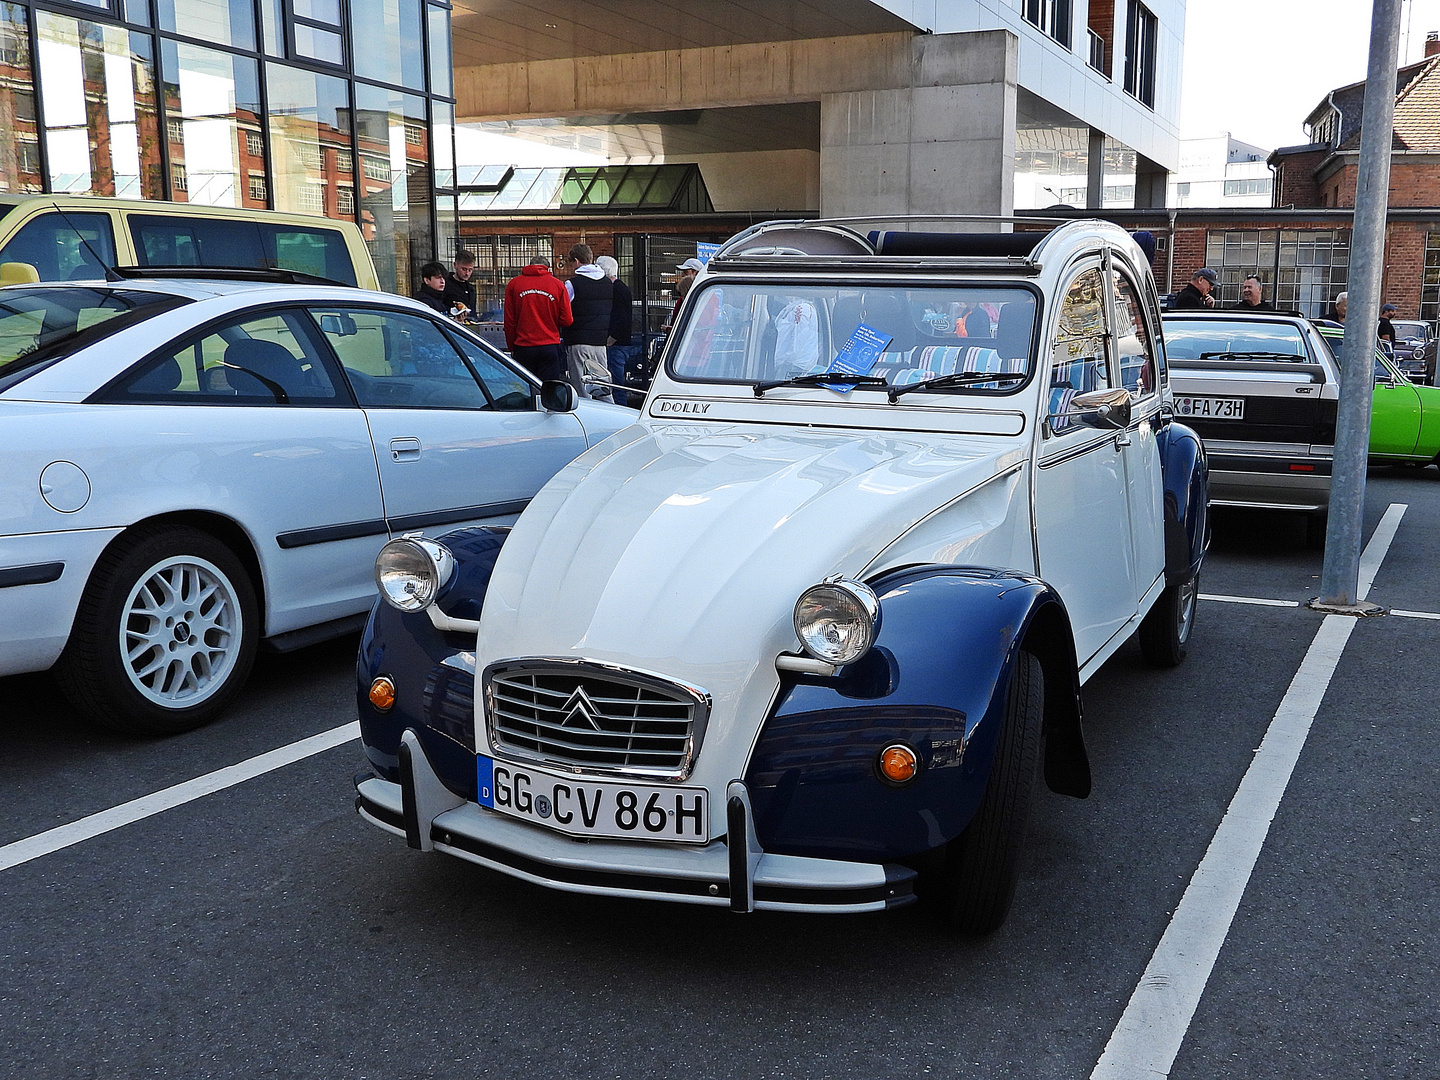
[112,309,340,404]
[0,212,117,281]
[314,308,492,410]
[446,330,535,411]
[1110,269,1158,398]
[1047,267,1109,433]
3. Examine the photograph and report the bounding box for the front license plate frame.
[476,756,709,844]
[1175,395,1245,419]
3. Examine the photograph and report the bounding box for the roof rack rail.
[713,214,1073,264]
[109,265,349,287]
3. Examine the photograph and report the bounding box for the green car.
[1317,325,1440,465]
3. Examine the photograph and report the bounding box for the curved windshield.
[667,283,1038,393]
[1164,319,1309,360]
[0,287,190,392]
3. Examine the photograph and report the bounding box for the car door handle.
[390,437,421,462]
[1114,430,1132,448]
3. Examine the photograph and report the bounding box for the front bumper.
[355,730,916,914]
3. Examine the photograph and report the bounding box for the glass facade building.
[0,0,455,294]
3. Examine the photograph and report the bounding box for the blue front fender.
[1159,419,1209,583]
[356,527,507,799]
[744,565,1089,864]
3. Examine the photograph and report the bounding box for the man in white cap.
[667,257,705,328]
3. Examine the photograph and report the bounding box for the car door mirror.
[319,313,358,336]
[540,379,577,413]
[1051,387,1132,431]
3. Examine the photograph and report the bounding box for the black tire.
[1138,572,1198,667]
[938,651,1044,934]
[57,525,258,736]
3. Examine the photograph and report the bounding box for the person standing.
[563,243,614,403]
[596,255,638,397]
[1324,291,1348,323]
[442,249,478,320]
[1378,302,1398,347]
[1170,268,1219,309]
[502,256,572,384]
[1229,275,1274,311]
[413,262,450,314]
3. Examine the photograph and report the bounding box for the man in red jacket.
[503,257,573,382]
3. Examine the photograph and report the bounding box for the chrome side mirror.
[1049,387,1133,432]
[540,379,577,412]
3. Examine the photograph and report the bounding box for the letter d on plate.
[476,756,494,807]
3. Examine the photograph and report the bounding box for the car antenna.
[49,202,124,283]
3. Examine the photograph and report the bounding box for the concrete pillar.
[819,31,1018,217]
[1133,153,1168,208]
[1087,128,1106,209]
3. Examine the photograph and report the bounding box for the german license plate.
[1175,395,1244,419]
[476,756,709,843]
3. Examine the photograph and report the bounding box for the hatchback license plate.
[1175,395,1244,419]
[477,756,709,843]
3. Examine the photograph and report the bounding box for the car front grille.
[484,660,710,780]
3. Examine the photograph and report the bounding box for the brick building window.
[1421,232,1440,322]
[1204,228,1350,315]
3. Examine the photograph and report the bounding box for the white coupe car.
[0,271,631,734]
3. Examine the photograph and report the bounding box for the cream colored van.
[0,196,379,290]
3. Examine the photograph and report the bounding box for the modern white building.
[1167,134,1274,208]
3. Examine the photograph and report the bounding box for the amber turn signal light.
[368,676,396,712]
[877,743,919,784]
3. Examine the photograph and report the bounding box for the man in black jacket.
[413,262,449,313]
[563,243,614,402]
[1229,275,1274,311]
[441,249,477,319]
[1171,267,1218,309]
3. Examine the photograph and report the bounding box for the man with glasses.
[442,249,478,321]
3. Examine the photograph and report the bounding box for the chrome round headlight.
[375,537,455,612]
[792,577,881,665]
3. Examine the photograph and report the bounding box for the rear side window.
[0,287,189,392]
[108,308,341,405]
[0,212,117,282]
[265,226,356,285]
[128,215,357,286]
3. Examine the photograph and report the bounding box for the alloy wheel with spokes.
[120,554,243,709]
[58,525,259,735]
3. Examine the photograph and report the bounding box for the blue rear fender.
[744,565,1088,864]
[1158,419,1209,583]
[356,526,507,799]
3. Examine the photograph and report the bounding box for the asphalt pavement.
[2,467,1437,1079]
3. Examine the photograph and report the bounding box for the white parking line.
[0,722,359,874]
[1092,503,1408,1080]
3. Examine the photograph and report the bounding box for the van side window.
[0,213,117,281]
[263,226,357,286]
[127,215,357,286]
[130,216,265,269]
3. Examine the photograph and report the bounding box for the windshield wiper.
[1196,351,1305,361]
[752,371,889,397]
[885,370,1026,403]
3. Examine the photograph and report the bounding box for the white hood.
[480,422,1021,674]
[476,421,1024,798]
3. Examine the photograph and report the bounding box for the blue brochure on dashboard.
[824,323,893,391]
